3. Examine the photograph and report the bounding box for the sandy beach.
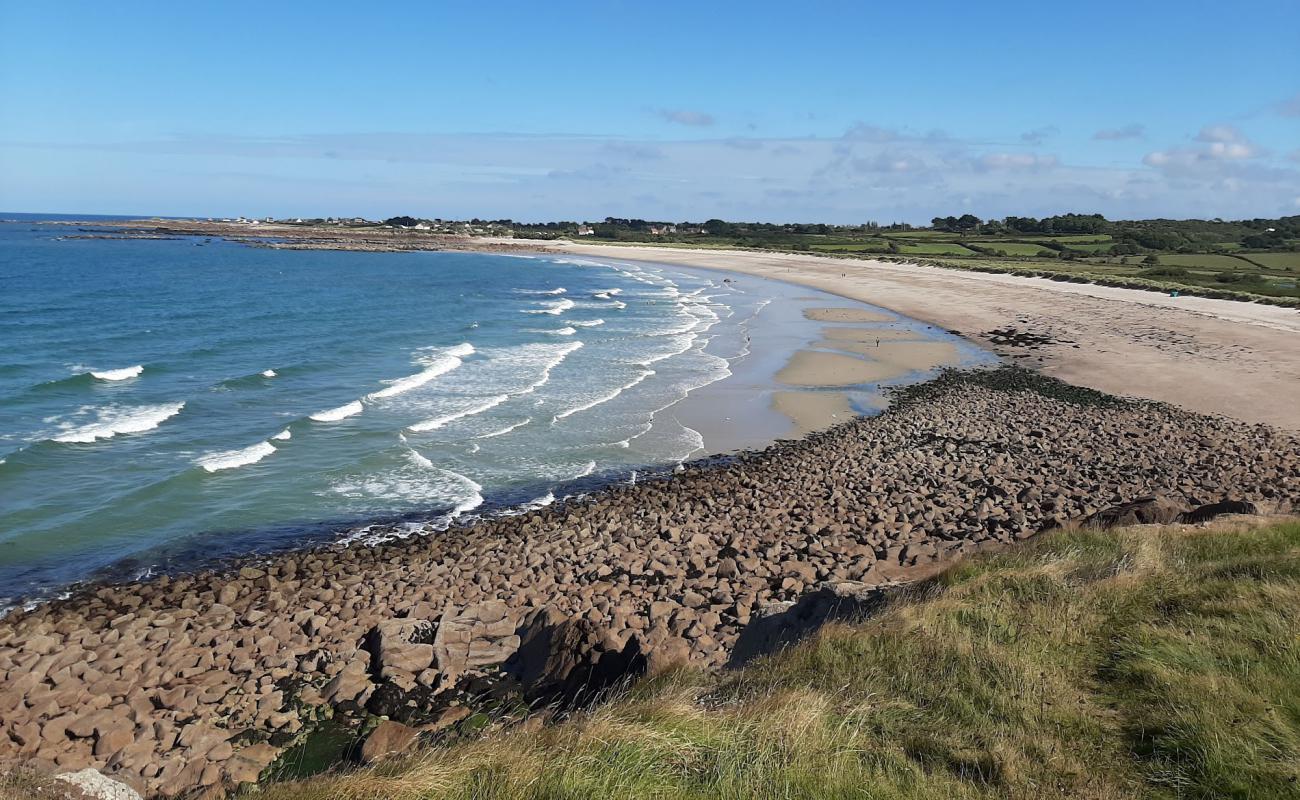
[539,242,1300,430]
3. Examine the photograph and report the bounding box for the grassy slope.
[241,518,1300,800]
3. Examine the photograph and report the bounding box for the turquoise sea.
[0,216,990,605]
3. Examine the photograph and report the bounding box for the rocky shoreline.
[46,219,535,254]
[3,367,1298,798]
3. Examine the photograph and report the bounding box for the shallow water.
[0,218,991,603]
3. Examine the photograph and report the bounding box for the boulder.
[730,580,888,666]
[504,607,645,705]
[224,742,279,785]
[433,601,521,681]
[359,720,420,763]
[1181,499,1258,524]
[1081,495,1189,529]
[371,618,436,678]
[641,636,691,676]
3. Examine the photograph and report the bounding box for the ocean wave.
[475,417,532,439]
[567,318,605,327]
[639,333,697,366]
[548,327,577,336]
[261,369,277,378]
[197,440,276,472]
[329,453,482,523]
[515,287,567,295]
[52,401,185,443]
[309,400,364,422]
[271,428,292,441]
[369,343,473,399]
[409,394,509,432]
[522,298,576,315]
[554,368,654,421]
[573,460,596,478]
[517,341,584,394]
[89,365,144,381]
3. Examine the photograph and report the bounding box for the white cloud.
[4,125,1298,223]
[1145,124,1263,171]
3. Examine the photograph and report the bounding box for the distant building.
[577,224,595,236]
[649,224,677,235]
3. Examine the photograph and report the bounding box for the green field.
[897,242,977,255]
[811,241,893,252]
[1247,252,1300,270]
[1155,253,1259,269]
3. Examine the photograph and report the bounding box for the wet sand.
[776,350,910,387]
[817,339,962,371]
[771,391,855,435]
[802,307,894,323]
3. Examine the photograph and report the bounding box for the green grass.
[244,517,1300,800]
[811,242,894,253]
[897,242,977,256]
[1154,253,1259,270]
[1247,252,1300,270]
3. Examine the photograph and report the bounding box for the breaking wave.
[197,440,276,472]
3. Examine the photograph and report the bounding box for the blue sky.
[1,0,1297,223]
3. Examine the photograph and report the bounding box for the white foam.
[406,448,435,469]
[523,298,575,315]
[518,341,584,394]
[52,402,185,443]
[639,333,697,365]
[567,318,605,327]
[271,428,292,441]
[197,440,276,472]
[476,417,532,439]
[261,369,277,378]
[550,327,577,336]
[330,453,481,525]
[446,469,484,515]
[90,365,143,381]
[554,369,654,421]
[409,394,509,432]
[573,460,596,478]
[516,287,567,295]
[310,400,364,422]
[524,491,555,510]
[369,343,473,399]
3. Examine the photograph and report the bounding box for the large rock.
[1181,498,1258,524]
[505,607,645,705]
[54,769,143,800]
[433,601,521,682]
[359,720,420,764]
[369,618,436,686]
[224,742,279,785]
[1081,495,1189,529]
[730,580,889,666]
